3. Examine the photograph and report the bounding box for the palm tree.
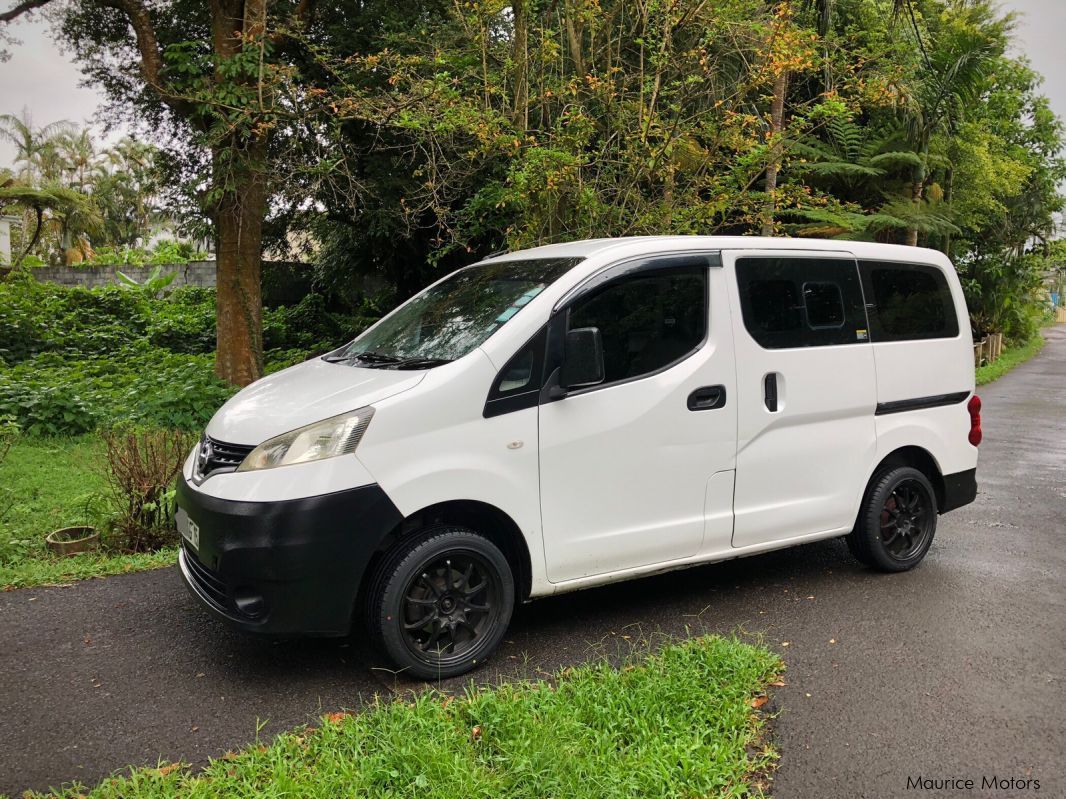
[892,0,1008,245]
[56,128,101,193]
[0,109,75,185]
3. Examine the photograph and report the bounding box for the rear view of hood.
[205,357,426,445]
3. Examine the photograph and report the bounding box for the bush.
[0,379,99,435]
[85,240,209,267]
[99,426,195,552]
[0,278,149,363]
[0,277,377,435]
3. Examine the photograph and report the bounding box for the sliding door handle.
[687,385,727,411]
[764,373,778,412]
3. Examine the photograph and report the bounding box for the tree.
[891,0,1007,246]
[0,0,323,385]
[0,110,74,184]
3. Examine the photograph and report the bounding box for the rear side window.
[736,257,868,348]
[859,261,959,341]
[568,266,707,384]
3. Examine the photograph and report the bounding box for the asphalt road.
[2,329,1064,798]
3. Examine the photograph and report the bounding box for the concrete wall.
[29,261,217,290]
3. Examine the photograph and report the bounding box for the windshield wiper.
[392,357,452,370]
[323,351,401,365]
[322,352,449,370]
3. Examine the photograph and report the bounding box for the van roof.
[483,236,948,264]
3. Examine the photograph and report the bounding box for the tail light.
[967,394,982,447]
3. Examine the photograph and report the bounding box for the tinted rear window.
[859,261,959,341]
[736,257,868,348]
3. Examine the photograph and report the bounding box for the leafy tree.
[1,0,330,385]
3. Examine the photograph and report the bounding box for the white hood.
[205,357,426,445]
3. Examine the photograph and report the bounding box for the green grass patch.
[21,636,782,799]
[975,334,1046,386]
[0,548,176,590]
[0,435,105,563]
[0,435,177,589]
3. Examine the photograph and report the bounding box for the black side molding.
[875,391,970,416]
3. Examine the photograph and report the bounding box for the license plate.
[176,508,200,551]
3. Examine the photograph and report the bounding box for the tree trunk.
[564,2,585,77]
[213,144,267,386]
[209,0,268,387]
[760,69,788,237]
[904,134,929,247]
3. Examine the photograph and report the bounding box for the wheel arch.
[869,445,946,511]
[362,499,534,607]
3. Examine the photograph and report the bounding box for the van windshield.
[330,257,582,368]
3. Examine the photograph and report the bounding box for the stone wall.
[29,261,217,290]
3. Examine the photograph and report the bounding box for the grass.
[18,635,782,799]
[975,334,1046,386]
[0,435,175,589]
[0,548,176,591]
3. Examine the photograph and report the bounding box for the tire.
[364,525,514,680]
[846,466,938,573]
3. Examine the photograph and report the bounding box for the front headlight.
[236,407,375,472]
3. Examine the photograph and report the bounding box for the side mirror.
[560,327,605,389]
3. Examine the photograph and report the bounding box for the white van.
[177,236,981,678]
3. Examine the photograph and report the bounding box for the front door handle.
[687,385,727,411]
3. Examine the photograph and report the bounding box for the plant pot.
[45,526,99,556]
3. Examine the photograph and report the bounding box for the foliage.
[0,278,372,434]
[99,427,195,553]
[975,334,1046,386]
[87,240,209,267]
[116,266,179,298]
[0,116,172,265]
[20,635,782,799]
[300,0,1063,325]
[4,0,1060,380]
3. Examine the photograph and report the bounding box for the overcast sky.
[1,1,1064,169]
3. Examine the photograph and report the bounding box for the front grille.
[195,436,254,482]
[182,543,229,610]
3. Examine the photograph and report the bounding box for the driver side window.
[567,265,707,386]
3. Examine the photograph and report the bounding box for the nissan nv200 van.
[176,236,981,678]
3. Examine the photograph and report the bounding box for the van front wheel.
[847,466,938,572]
[365,526,514,680]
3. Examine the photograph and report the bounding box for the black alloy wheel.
[846,465,938,572]
[366,526,514,679]
[879,479,934,560]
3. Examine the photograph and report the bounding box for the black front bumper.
[176,475,403,636]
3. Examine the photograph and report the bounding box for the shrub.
[0,278,374,436]
[0,349,236,433]
[99,426,196,553]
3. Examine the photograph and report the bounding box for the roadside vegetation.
[975,333,1047,386]
[0,277,378,589]
[15,636,782,799]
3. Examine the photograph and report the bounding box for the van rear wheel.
[847,466,937,572]
[365,526,514,680]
